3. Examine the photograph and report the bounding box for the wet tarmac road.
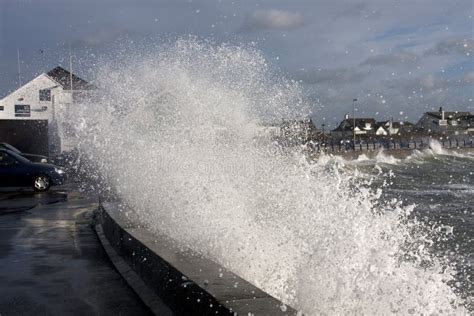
[0,186,152,316]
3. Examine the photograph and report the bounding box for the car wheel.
[33,174,51,192]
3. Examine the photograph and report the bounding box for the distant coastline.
[325,146,473,160]
[307,139,474,160]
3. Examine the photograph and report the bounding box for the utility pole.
[17,48,22,87]
[353,98,357,149]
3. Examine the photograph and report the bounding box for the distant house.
[375,121,414,136]
[415,107,473,135]
[396,121,415,135]
[458,114,474,135]
[257,123,281,139]
[331,114,376,138]
[0,66,95,155]
[280,118,320,140]
[375,123,389,136]
[257,119,320,143]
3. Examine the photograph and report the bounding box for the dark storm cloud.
[294,68,368,85]
[71,29,127,48]
[385,74,470,92]
[361,52,419,67]
[425,37,474,56]
[335,2,381,20]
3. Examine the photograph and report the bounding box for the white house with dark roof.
[331,114,376,138]
[0,66,93,121]
[0,66,94,154]
[415,107,473,135]
[375,121,414,136]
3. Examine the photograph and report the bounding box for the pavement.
[0,185,152,316]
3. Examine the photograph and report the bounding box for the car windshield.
[0,149,31,164]
[1,143,21,153]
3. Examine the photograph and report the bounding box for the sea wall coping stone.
[99,202,298,315]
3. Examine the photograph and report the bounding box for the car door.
[0,151,30,187]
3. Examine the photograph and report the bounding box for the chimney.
[438,106,447,126]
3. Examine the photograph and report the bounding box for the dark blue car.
[0,149,66,191]
[0,142,49,163]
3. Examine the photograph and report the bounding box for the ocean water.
[347,148,474,311]
[67,39,472,314]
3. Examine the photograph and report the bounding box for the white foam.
[374,150,401,165]
[428,139,445,154]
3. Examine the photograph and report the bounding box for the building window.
[15,104,30,117]
[0,106,4,111]
[39,89,51,101]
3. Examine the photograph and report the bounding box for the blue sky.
[0,0,472,127]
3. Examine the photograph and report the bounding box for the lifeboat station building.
[0,66,94,156]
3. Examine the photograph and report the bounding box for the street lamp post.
[46,85,61,157]
[352,98,357,149]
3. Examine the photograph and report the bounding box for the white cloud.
[463,71,474,83]
[241,9,304,32]
[421,74,437,89]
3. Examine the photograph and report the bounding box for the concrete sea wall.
[308,136,473,153]
[329,146,474,160]
[97,202,298,315]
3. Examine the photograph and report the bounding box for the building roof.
[456,114,474,126]
[425,111,471,120]
[332,118,376,132]
[378,121,414,129]
[416,109,473,132]
[281,119,318,128]
[46,66,94,90]
[375,122,388,129]
[280,119,321,136]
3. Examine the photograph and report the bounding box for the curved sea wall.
[98,202,297,315]
[333,146,474,160]
[308,136,473,153]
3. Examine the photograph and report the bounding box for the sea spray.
[66,39,466,314]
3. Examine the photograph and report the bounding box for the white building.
[331,114,376,138]
[375,121,414,136]
[256,124,281,139]
[415,107,472,135]
[375,124,389,136]
[0,66,94,155]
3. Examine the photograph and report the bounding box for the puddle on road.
[0,190,69,214]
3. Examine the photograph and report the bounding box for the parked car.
[0,149,66,191]
[0,142,49,163]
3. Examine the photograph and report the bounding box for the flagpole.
[352,98,357,149]
[69,44,73,94]
[17,48,22,87]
